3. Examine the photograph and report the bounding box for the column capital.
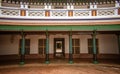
[46,30,49,36]
[91,30,97,37]
[21,31,26,37]
[69,30,72,36]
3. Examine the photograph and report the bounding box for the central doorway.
[54,38,65,58]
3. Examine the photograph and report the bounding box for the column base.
[45,61,50,64]
[19,61,25,65]
[93,61,98,64]
[69,60,73,64]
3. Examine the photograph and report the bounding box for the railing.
[0,6,120,18]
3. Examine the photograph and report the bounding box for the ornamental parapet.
[0,0,120,21]
[0,6,120,19]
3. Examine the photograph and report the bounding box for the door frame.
[54,38,65,58]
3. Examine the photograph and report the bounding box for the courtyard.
[0,59,120,74]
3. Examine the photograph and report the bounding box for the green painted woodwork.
[46,31,49,54]
[92,30,98,64]
[0,25,120,31]
[45,61,50,64]
[93,61,99,64]
[117,35,120,54]
[93,30,97,54]
[45,31,50,63]
[69,60,73,64]
[69,31,73,64]
[20,32,25,65]
[19,61,25,65]
[21,32,25,55]
[69,31,72,54]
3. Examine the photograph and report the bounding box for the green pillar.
[20,31,25,65]
[117,35,120,56]
[45,31,50,64]
[92,30,98,64]
[69,31,73,64]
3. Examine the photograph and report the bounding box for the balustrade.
[0,6,120,18]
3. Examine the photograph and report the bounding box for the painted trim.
[0,25,120,31]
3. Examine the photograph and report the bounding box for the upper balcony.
[0,0,120,25]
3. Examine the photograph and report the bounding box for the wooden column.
[45,31,50,64]
[117,34,120,56]
[69,31,73,64]
[92,30,98,64]
[20,31,25,65]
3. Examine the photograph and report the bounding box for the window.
[88,39,99,54]
[38,39,46,55]
[19,39,30,55]
[72,39,80,54]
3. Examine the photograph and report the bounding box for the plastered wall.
[0,34,119,55]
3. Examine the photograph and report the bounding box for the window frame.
[19,39,30,55]
[72,38,80,54]
[88,38,99,54]
[38,39,46,55]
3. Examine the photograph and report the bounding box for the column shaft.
[45,31,49,64]
[92,31,98,64]
[20,32,25,65]
[117,35,120,55]
[69,31,73,64]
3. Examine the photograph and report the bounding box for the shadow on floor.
[0,58,120,66]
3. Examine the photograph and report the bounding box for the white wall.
[73,35,91,53]
[72,34,119,54]
[0,34,119,55]
[0,35,20,55]
[98,34,119,54]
